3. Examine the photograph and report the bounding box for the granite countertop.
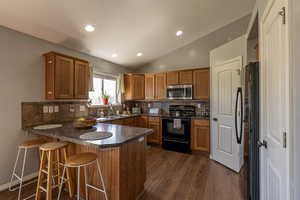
[29,123,153,149]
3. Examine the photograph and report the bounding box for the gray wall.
[135,15,251,73]
[0,26,131,186]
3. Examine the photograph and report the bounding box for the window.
[89,75,118,105]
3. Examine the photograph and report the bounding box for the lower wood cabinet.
[191,120,210,152]
[147,119,161,144]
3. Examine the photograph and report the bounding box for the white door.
[211,57,244,172]
[260,0,290,199]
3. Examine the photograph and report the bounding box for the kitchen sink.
[79,131,113,140]
[33,124,63,130]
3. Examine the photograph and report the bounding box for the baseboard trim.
[0,172,38,192]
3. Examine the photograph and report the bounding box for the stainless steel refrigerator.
[244,62,260,200]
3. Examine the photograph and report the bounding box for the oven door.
[162,118,191,140]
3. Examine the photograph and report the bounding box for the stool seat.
[66,152,97,167]
[19,139,46,148]
[40,142,68,151]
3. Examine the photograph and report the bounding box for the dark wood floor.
[0,147,246,200]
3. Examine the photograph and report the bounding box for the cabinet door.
[147,122,160,144]
[179,70,193,84]
[166,71,179,85]
[45,54,55,99]
[137,116,148,128]
[145,74,155,100]
[55,55,74,99]
[74,60,89,99]
[193,69,209,99]
[132,75,145,100]
[155,73,166,100]
[124,75,132,100]
[192,121,210,152]
[123,117,135,126]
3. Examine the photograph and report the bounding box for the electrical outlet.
[69,105,75,113]
[79,105,86,112]
[43,106,49,113]
[54,106,59,113]
[49,106,54,113]
[197,104,201,109]
[148,103,151,108]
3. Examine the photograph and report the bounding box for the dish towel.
[174,119,182,129]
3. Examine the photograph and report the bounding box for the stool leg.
[9,147,21,192]
[56,150,61,185]
[62,148,74,198]
[36,151,45,200]
[96,160,108,200]
[84,166,88,200]
[46,151,53,200]
[77,167,80,200]
[57,166,66,200]
[17,148,27,200]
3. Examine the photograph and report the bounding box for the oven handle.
[163,138,189,144]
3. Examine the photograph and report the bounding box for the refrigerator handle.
[235,87,243,144]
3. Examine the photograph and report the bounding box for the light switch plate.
[197,104,201,108]
[69,105,75,113]
[43,106,49,113]
[79,105,86,112]
[54,106,59,113]
[49,106,54,113]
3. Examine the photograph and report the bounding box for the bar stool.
[35,142,73,200]
[57,152,108,200]
[9,139,47,200]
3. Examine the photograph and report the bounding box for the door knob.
[213,118,218,122]
[257,140,268,149]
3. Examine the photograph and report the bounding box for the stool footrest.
[86,183,105,193]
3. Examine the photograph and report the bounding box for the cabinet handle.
[48,61,53,64]
[48,91,53,94]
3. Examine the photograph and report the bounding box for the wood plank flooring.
[0,146,246,200]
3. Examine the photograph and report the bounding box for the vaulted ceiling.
[0,0,254,67]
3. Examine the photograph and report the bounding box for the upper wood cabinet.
[44,52,90,99]
[193,68,209,99]
[155,72,167,100]
[166,71,179,85]
[179,70,193,84]
[145,74,155,100]
[74,60,90,99]
[124,74,145,100]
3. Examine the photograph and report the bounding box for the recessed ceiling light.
[176,30,183,36]
[137,52,143,57]
[112,53,117,58]
[85,25,95,32]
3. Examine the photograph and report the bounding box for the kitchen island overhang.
[29,123,153,200]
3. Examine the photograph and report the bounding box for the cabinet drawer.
[148,117,160,124]
[193,120,209,126]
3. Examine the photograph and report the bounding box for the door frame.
[259,0,293,199]
[210,56,244,167]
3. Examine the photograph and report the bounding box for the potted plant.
[101,93,110,105]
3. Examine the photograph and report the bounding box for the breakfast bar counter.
[29,123,153,200]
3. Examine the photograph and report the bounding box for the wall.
[135,15,250,73]
[292,0,300,198]
[0,25,131,187]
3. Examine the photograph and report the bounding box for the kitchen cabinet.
[124,74,145,100]
[193,68,210,99]
[166,71,179,85]
[147,117,161,144]
[155,73,167,100]
[74,60,90,99]
[137,116,148,128]
[44,52,90,100]
[145,74,155,100]
[191,120,210,152]
[123,117,135,126]
[179,70,193,84]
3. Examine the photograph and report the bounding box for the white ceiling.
[0,0,254,68]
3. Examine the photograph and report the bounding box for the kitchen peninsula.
[30,122,153,200]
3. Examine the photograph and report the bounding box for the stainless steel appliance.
[166,85,193,100]
[162,105,195,154]
[245,62,260,200]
